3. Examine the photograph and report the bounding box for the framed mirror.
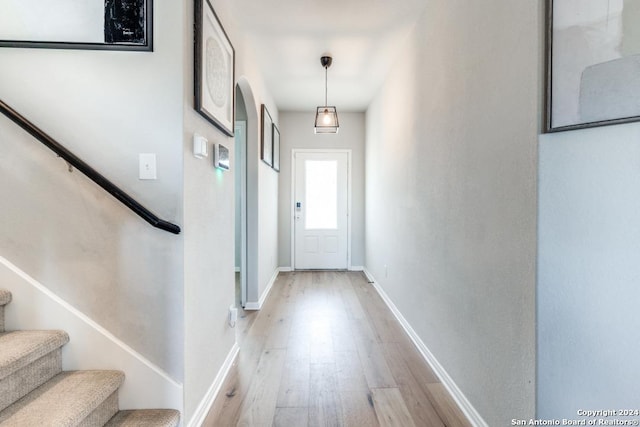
[545,0,640,132]
[0,0,152,51]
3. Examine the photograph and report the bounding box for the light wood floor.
[204,271,472,427]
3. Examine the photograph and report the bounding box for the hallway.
[204,271,471,426]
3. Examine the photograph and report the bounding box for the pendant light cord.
[324,66,328,107]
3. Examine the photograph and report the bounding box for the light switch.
[193,134,208,159]
[139,153,157,180]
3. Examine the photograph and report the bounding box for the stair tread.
[0,290,10,306]
[0,330,69,380]
[0,370,125,426]
[105,409,181,427]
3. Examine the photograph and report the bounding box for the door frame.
[290,148,352,270]
[235,120,247,306]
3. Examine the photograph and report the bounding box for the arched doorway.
[234,77,259,308]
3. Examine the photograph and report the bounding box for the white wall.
[182,0,279,421]
[0,258,183,413]
[0,0,280,423]
[0,0,184,381]
[364,1,539,425]
[257,141,279,301]
[277,111,365,269]
[181,0,235,420]
[237,81,279,307]
[538,122,640,418]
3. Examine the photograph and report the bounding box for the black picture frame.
[272,123,280,173]
[261,105,273,167]
[545,0,640,132]
[194,0,235,137]
[0,0,152,51]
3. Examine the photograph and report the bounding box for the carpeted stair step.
[105,409,181,427]
[0,370,124,426]
[0,330,69,412]
[0,289,11,333]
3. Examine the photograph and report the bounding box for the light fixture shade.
[314,106,339,134]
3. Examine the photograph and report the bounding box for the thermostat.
[214,143,230,171]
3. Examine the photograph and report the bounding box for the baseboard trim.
[363,267,488,427]
[348,266,364,272]
[362,268,375,283]
[0,256,183,414]
[278,266,293,272]
[187,342,239,427]
[244,268,279,310]
[243,302,260,310]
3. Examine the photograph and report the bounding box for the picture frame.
[272,123,280,172]
[0,0,152,51]
[261,105,273,167]
[194,0,235,137]
[545,0,640,132]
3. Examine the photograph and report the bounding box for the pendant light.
[314,55,339,134]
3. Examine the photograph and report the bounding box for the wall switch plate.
[139,153,157,180]
[193,134,208,159]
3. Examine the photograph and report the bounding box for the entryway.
[292,150,351,270]
[235,78,261,308]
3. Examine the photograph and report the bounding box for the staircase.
[0,289,180,426]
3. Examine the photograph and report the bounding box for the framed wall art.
[272,123,280,172]
[195,0,235,137]
[0,0,152,51]
[261,104,273,167]
[546,0,640,132]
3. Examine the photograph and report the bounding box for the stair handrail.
[0,99,181,235]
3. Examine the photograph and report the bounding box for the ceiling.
[228,0,428,112]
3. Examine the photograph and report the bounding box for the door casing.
[291,148,352,270]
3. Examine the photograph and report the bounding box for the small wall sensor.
[193,134,208,159]
[228,305,238,327]
[214,143,230,171]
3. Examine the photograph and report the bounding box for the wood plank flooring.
[204,271,471,427]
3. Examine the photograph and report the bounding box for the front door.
[294,151,349,269]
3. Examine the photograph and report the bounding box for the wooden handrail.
[0,99,181,234]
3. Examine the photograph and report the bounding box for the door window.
[305,160,338,230]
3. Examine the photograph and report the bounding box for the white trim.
[291,149,353,270]
[234,120,248,307]
[243,302,261,310]
[363,267,488,427]
[348,266,364,272]
[236,79,259,318]
[362,268,375,283]
[346,151,352,269]
[244,268,279,310]
[290,149,295,270]
[187,342,239,427]
[278,266,293,272]
[0,256,183,414]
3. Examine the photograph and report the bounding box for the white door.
[294,151,349,269]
